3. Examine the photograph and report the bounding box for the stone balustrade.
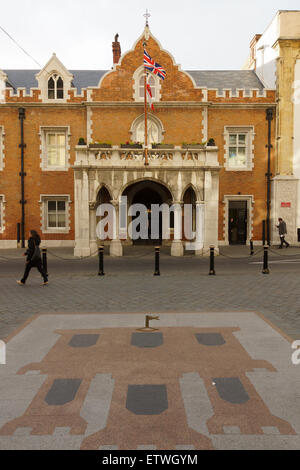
[74,145,219,168]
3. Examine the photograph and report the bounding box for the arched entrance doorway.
[122,180,173,245]
[183,187,197,241]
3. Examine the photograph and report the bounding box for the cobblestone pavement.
[1,245,300,340]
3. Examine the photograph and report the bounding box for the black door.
[228,201,247,245]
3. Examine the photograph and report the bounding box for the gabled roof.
[3,69,266,94]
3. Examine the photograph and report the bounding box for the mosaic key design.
[0,327,295,449]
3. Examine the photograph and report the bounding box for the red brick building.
[0,25,275,255]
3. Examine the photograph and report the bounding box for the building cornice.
[0,101,276,109]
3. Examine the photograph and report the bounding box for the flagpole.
[144,73,149,166]
[143,43,149,166]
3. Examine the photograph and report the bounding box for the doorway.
[122,180,173,245]
[228,200,247,245]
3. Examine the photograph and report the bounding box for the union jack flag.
[144,49,166,80]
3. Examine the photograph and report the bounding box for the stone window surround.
[224,126,255,171]
[133,65,162,103]
[130,113,165,144]
[35,53,74,103]
[39,194,71,234]
[0,126,4,170]
[0,194,5,233]
[39,126,71,171]
[222,194,254,245]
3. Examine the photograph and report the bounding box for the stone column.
[194,201,205,255]
[109,199,123,257]
[203,170,219,255]
[171,201,184,256]
[89,202,98,255]
[74,169,91,257]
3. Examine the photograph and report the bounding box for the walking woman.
[17,230,48,285]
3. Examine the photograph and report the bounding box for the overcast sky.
[0,0,299,71]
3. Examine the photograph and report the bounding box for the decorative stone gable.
[36,53,74,103]
[92,27,204,102]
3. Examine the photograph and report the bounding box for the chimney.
[112,33,121,65]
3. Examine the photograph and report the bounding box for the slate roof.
[3,69,265,94]
[3,70,108,93]
[187,70,265,92]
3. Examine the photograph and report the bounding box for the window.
[224,127,254,171]
[40,127,70,170]
[40,195,71,233]
[133,66,161,103]
[48,74,64,99]
[138,74,156,99]
[228,133,247,168]
[46,133,66,167]
[130,114,164,144]
[47,200,66,228]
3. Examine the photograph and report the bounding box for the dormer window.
[48,74,64,99]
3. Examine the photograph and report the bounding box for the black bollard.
[209,246,216,275]
[154,246,160,276]
[42,248,48,276]
[250,239,254,256]
[262,245,269,274]
[98,246,105,276]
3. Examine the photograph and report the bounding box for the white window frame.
[40,126,70,171]
[224,126,255,171]
[0,126,5,170]
[39,195,71,234]
[0,195,5,233]
[133,66,161,103]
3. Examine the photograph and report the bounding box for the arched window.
[130,114,164,144]
[48,74,64,99]
[133,66,161,103]
[138,74,156,99]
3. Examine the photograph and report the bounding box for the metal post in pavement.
[209,245,216,275]
[154,246,160,276]
[250,239,254,256]
[262,245,269,274]
[42,248,48,276]
[98,246,105,276]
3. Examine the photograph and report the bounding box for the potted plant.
[121,141,143,149]
[77,137,86,145]
[89,141,112,148]
[207,138,216,146]
[181,141,206,149]
[152,142,175,149]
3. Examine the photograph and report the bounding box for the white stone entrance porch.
[73,145,220,256]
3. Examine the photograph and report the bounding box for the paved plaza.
[0,312,300,450]
[1,246,300,450]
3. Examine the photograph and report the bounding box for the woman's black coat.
[25,237,41,267]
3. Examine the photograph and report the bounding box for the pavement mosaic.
[0,312,300,450]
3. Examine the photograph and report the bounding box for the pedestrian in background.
[17,230,48,285]
[276,218,290,248]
